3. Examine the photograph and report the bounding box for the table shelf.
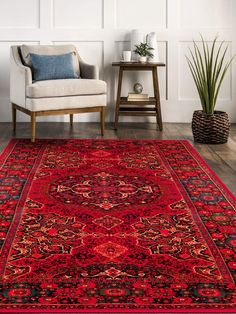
[120,106,156,111]
[120,97,157,106]
[112,62,165,131]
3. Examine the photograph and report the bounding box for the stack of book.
[127,93,149,101]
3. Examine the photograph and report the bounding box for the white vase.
[131,29,144,61]
[139,56,147,63]
[146,32,159,62]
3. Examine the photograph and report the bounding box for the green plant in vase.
[186,35,235,144]
[134,42,154,63]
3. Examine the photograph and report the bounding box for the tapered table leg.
[152,67,163,131]
[114,67,123,130]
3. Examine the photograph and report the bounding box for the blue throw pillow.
[30,52,78,81]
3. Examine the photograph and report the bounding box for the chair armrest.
[10,46,32,107]
[79,61,99,79]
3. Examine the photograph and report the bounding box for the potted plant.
[186,36,235,144]
[134,42,154,63]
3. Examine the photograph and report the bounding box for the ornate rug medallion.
[49,170,161,210]
[0,139,235,313]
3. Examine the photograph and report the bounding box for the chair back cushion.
[20,45,80,77]
[30,53,78,81]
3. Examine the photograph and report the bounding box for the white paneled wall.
[0,0,235,122]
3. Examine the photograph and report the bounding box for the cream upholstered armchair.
[10,45,106,142]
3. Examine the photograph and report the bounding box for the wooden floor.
[0,122,236,196]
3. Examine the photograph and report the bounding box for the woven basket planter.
[192,110,230,144]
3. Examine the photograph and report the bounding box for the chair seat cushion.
[26,94,106,112]
[26,79,106,98]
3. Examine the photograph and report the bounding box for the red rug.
[0,139,235,313]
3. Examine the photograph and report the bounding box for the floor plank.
[0,122,235,196]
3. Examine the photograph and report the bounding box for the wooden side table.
[112,62,165,130]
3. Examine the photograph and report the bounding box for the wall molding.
[0,0,235,122]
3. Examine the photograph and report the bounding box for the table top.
[112,61,165,67]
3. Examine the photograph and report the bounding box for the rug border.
[0,309,235,314]
[0,139,17,168]
[180,140,236,203]
[0,308,235,313]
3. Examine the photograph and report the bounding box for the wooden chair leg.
[12,103,16,133]
[31,112,36,143]
[101,107,105,136]
[69,114,73,126]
